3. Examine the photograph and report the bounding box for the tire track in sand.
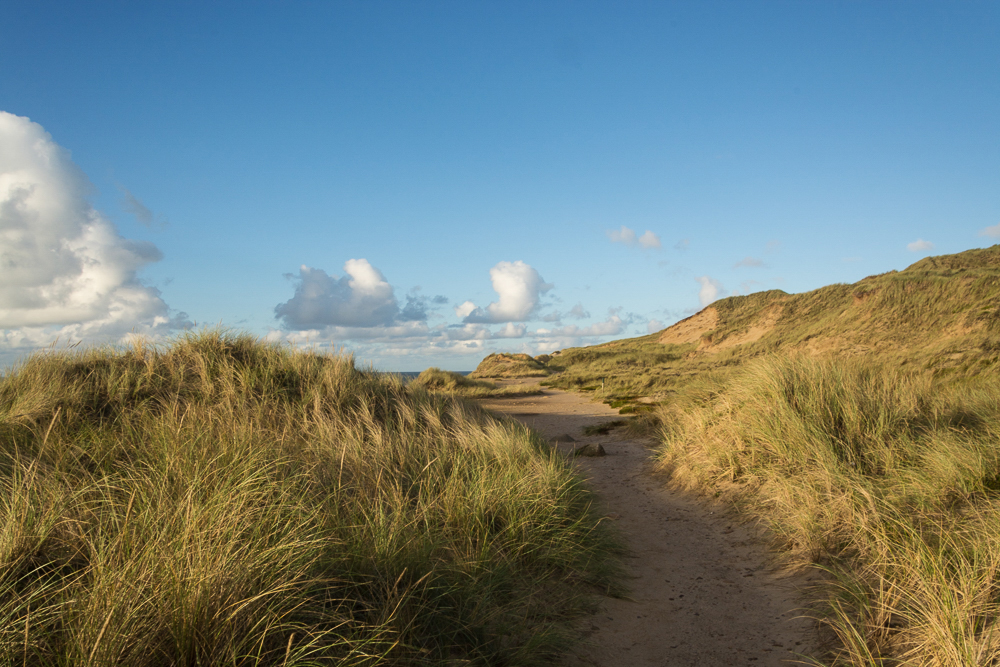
[478,380,821,667]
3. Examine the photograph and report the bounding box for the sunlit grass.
[0,330,621,666]
[409,368,542,399]
[656,356,1000,666]
[540,247,1000,413]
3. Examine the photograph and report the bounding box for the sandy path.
[478,381,820,666]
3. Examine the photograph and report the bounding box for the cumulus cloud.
[462,261,552,323]
[979,223,1000,238]
[607,225,661,249]
[647,318,664,334]
[275,260,400,329]
[695,276,725,306]
[733,256,766,268]
[399,295,428,321]
[495,322,527,338]
[907,238,934,252]
[0,111,187,359]
[270,260,631,367]
[454,300,476,319]
[396,290,446,322]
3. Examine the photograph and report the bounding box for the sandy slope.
[477,380,821,666]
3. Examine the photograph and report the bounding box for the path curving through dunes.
[478,380,821,667]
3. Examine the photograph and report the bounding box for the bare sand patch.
[698,304,785,353]
[657,308,719,345]
[478,380,821,666]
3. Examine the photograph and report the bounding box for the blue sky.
[1,1,998,370]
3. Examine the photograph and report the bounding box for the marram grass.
[657,355,1000,666]
[409,368,542,399]
[0,331,621,666]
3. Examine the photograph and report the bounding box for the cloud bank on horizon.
[1,94,996,369]
[267,256,628,363]
[0,112,665,367]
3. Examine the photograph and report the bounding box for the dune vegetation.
[410,368,542,399]
[657,357,1000,665]
[0,331,621,667]
[541,245,1000,414]
[468,354,549,380]
[466,245,1000,665]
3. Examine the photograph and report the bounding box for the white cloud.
[0,111,187,361]
[567,303,590,319]
[647,318,664,334]
[638,230,661,248]
[607,225,661,249]
[733,256,766,268]
[462,260,552,323]
[454,300,476,319]
[907,238,934,252]
[674,239,690,252]
[979,223,1000,238]
[535,314,624,338]
[695,276,725,306]
[275,259,400,329]
[495,322,527,338]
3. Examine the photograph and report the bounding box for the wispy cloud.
[535,314,624,338]
[733,256,767,268]
[674,239,690,252]
[607,225,661,249]
[907,238,934,252]
[979,223,1000,238]
[117,184,166,229]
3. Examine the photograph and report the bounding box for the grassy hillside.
[536,244,1000,411]
[0,331,621,666]
[658,357,1000,666]
[468,354,549,379]
[503,245,1000,666]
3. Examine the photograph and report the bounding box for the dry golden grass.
[657,356,1000,666]
[542,244,1000,414]
[468,354,549,379]
[409,367,542,398]
[0,330,621,666]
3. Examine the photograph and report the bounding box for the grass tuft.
[656,356,1000,666]
[410,368,542,399]
[0,330,621,666]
